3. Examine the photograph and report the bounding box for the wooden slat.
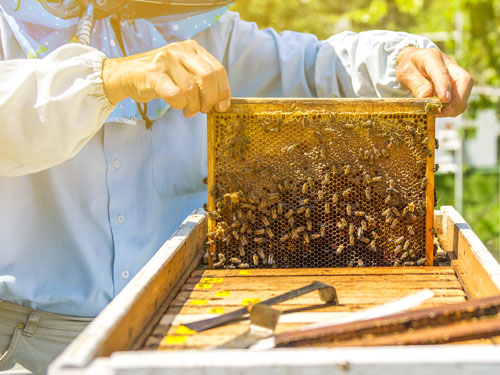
[425,109,436,265]
[51,209,207,371]
[440,206,500,298]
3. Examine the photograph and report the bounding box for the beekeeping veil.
[0,0,232,123]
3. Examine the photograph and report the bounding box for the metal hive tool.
[206,98,439,269]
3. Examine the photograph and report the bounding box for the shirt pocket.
[151,113,207,197]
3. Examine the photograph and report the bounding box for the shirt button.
[121,270,130,279]
[113,159,120,169]
[117,215,125,224]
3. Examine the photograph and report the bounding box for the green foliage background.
[231,0,500,258]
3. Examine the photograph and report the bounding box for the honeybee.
[232,231,240,240]
[385,195,392,205]
[390,219,399,228]
[381,149,389,158]
[371,231,379,239]
[364,174,372,184]
[372,176,382,183]
[299,199,310,205]
[297,206,306,215]
[358,259,364,267]
[344,165,351,175]
[255,229,266,236]
[349,224,355,235]
[311,233,321,240]
[268,193,280,200]
[382,208,391,217]
[213,261,224,268]
[253,254,259,266]
[435,138,439,149]
[285,209,294,219]
[268,253,274,266]
[341,218,348,227]
[349,235,355,246]
[360,237,370,244]
[230,257,242,265]
[403,240,410,251]
[364,150,371,160]
[257,248,266,260]
[393,260,400,267]
[278,202,284,216]
[395,236,405,245]
[305,207,311,218]
[433,164,439,172]
[302,183,309,194]
[288,216,295,228]
[421,177,428,189]
[320,224,326,237]
[206,240,215,246]
[239,262,250,269]
[391,207,401,217]
[271,174,280,183]
[307,220,313,231]
[369,240,377,252]
[421,136,429,146]
[358,148,364,159]
[373,148,381,158]
[333,193,339,204]
[240,236,248,246]
[354,211,365,217]
[336,244,345,255]
[266,228,274,238]
[277,184,285,193]
[307,177,314,186]
[295,226,305,234]
[262,216,271,227]
[346,204,352,216]
[280,234,290,242]
[407,225,415,235]
[271,208,277,220]
[254,237,265,243]
[218,253,226,262]
[203,203,209,212]
[416,258,426,266]
[239,247,246,257]
[385,216,393,225]
[357,227,363,239]
[323,174,330,184]
[361,220,368,231]
[303,233,310,243]
[325,203,331,214]
[345,123,355,129]
[365,188,372,200]
[318,190,324,200]
[332,166,338,177]
[239,223,247,234]
[342,188,352,198]
[337,222,345,230]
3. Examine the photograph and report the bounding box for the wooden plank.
[425,111,436,265]
[191,266,457,278]
[440,206,500,298]
[107,347,500,375]
[50,209,207,371]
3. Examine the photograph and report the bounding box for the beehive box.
[49,208,500,375]
[207,98,437,269]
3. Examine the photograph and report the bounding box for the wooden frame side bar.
[439,206,500,298]
[425,110,436,265]
[50,209,207,372]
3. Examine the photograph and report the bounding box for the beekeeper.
[0,0,473,374]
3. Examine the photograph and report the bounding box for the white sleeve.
[0,43,115,176]
[203,12,437,100]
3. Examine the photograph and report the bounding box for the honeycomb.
[206,98,438,269]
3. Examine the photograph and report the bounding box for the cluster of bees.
[207,109,437,269]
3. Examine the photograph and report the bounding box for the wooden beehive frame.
[207,98,439,268]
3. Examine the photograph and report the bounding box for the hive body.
[207,98,437,269]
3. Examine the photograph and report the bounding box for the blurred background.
[231,0,500,259]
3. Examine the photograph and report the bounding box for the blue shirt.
[0,7,436,317]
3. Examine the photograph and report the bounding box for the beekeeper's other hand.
[396,46,473,117]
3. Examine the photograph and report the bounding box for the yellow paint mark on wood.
[189,299,207,306]
[215,290,231,297]
[241,298,261,306]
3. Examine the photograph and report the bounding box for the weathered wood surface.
[149,266,470,351]
[439,206,500,297]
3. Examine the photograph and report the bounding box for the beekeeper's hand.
[102,39,230,118]
[396,46,473,117]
